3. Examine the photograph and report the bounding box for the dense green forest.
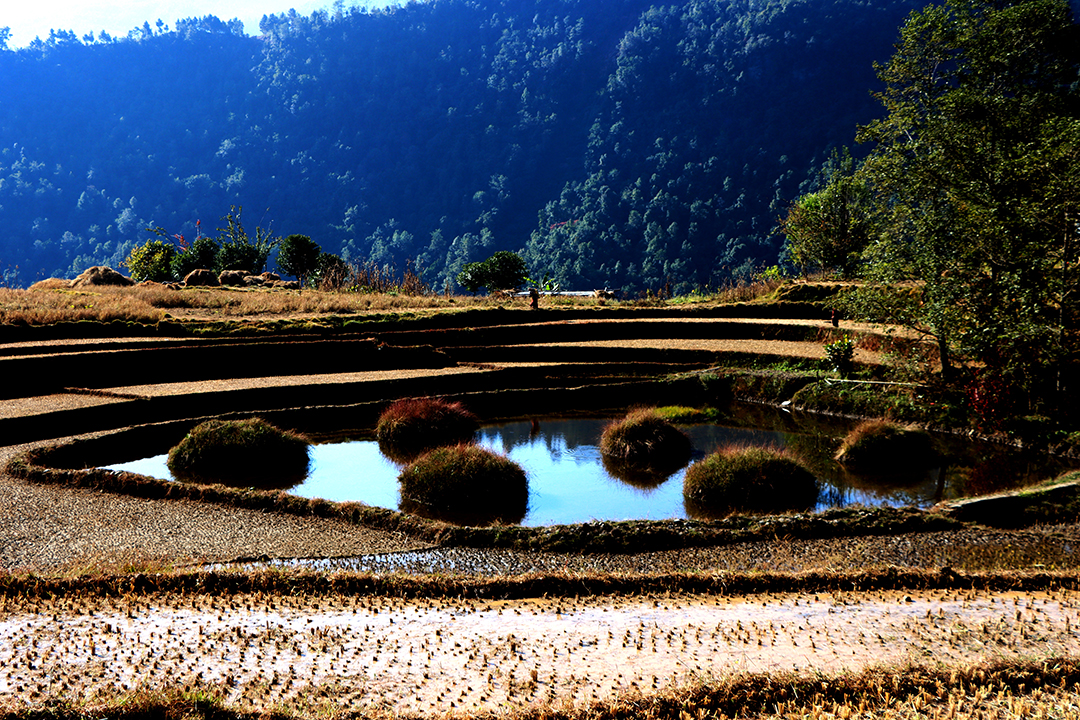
[0,0,925,292]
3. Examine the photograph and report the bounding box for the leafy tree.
[171,235,220,279]
[456,260,490,294]
[456,250,528,293]
[847,0,1080,404]
[480,250,528,291]
[123,239,176,282]
[780,149,873,278]
[215,206,278,274]
[276,234,322,287]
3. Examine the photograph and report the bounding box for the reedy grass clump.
[600,408,693,485]
[684,444,818,518]
[376,397,479,463]
[835,419,937,473]
[398,444,528,525]
[166,417,310,488]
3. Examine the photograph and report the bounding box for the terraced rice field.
[2,586,1079,714]
[1,302,1077,718]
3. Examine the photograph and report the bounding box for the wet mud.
[2,588,1078,714]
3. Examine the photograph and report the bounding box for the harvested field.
[1,586,1078,715]
[0,298,1076,718]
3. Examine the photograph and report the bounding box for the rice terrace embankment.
[2,282,1080,719]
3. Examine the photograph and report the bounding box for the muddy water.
[2,589,1078,713]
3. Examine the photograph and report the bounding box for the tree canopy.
[779,149,873,279]
[457,251,528,293]
[277,234,322,287]
[844,0,1080,409]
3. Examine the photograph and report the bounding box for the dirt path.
[0,440,433,572]
[1,588,1073,714]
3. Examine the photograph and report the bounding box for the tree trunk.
[938,335,952,383]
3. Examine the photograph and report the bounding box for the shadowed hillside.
[0,0,919,290]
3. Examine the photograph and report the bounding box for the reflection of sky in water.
[105,417,1065,527]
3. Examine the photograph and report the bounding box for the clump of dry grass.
[167,418,310,488]
[0,286,168,324]
[667,275,786,306]
[398,443,528,525]
[325,258,430,295]
[600,408,692,486]
[683,444,818,518]
[376,397,479,463]
[835,419,937,473]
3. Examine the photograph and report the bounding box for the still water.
[106,416,1058,527]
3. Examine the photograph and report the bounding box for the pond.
[104,413,1067,527]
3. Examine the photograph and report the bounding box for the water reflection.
[105,413,1070,527]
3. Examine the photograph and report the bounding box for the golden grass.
[0,286,168,324]
[0,284,651,327]
[0,277,815,329]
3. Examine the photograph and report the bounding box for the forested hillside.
[0,0,920,292]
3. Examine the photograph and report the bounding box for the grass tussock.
[166,417,310,488]
[600,408,693,485]
[835,418,937,473]
[652,405,721,423]
[398,444,528,525]
[683,444,818,519]
[376,397,479,463]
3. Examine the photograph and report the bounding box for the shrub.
[276,234,322,286]
[683,445,818,518]
[312,252,351,290]
[600,408,693,478]
[456,251,528,293]
[216,239,263,274]
[124,239,176,282]
[834,419,937,473]
[824,335,855,377]
[398,444,528,525]
[376,397,479,463]
[214,206,277,274]
[171,235,220,278]
[167,418,310,487]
